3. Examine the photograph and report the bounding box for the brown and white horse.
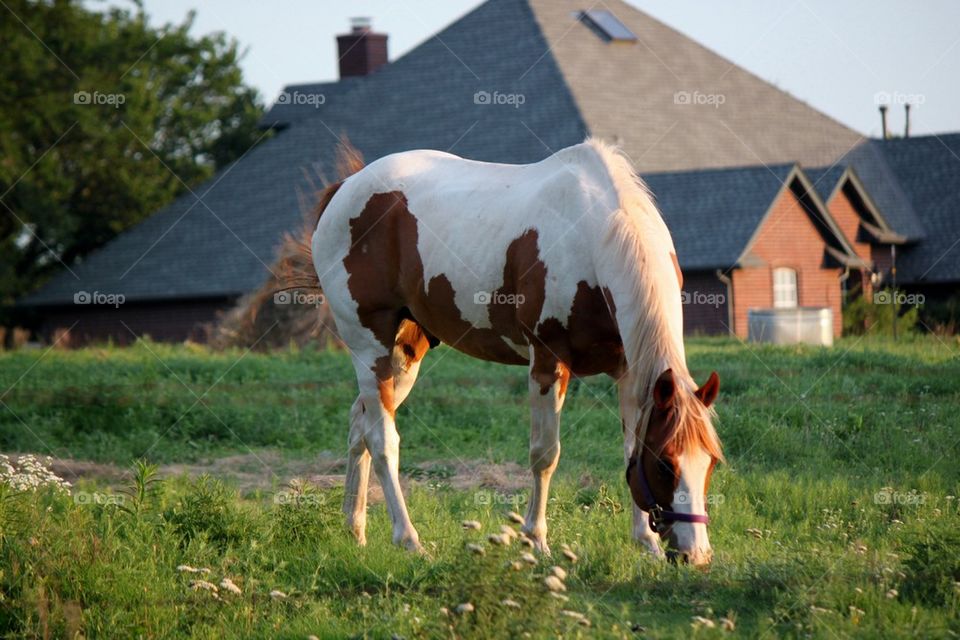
[300,139,722,564]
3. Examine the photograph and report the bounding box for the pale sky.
[92,0,960,137]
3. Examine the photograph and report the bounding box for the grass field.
[1,337,959,638]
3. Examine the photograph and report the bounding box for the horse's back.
[314,146,624,372]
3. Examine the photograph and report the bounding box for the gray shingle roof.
[257,78,363,129]
[805,165,846,203]
[529,0,864,172]
[870,133,960,283]
[838,141,925,242]
[643,164,795,270]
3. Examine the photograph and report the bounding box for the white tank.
[747,308,834,347]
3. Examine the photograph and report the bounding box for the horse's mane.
[584,138,723,460]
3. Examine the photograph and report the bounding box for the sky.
[92,0,960,138]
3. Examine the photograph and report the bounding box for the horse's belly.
[406,297,529,366]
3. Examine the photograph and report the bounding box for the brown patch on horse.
[395,319,431,370]
[530,352,571,397]
[531,282,623,379]
[342,191,528,378]
[670,252,683,289]
[343,191,417,356]
[489,229,548,346]
[377,377,396,418]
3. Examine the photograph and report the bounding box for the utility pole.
[891,244,898,341]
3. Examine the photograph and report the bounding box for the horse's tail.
[277,140,364,294]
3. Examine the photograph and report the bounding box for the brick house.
[807,166,907,301]
[647,165,865,337]
[19,0,960,342]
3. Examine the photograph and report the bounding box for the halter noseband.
[626,456,710,533]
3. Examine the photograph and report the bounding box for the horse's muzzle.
[666,547,713,566]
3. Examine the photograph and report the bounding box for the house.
[839,134,960,301]
[647,164,865,337]
[19,0,960,342]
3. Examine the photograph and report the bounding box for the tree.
[0,0,268,321]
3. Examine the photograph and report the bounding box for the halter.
[626,456,710,533]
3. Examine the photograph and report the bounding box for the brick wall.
[36,297,234,346]
[731,187,844,337]
[825,189,873,298]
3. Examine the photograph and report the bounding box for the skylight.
[579,10,638,42]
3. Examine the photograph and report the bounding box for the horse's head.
[626,368,721,566]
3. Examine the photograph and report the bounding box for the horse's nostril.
[665,550,689,565]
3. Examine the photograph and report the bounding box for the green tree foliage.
[0,0,267,310]
[842,288,919,336]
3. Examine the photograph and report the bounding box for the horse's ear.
[695,371,720,408]
[653,369,676,410]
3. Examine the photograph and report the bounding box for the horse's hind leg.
[522,348,571,554]
[344,397,371,545]
[343,319,428,551]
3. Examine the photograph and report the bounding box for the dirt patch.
[14,451,530,505]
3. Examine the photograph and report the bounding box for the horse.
[292,138,723,565]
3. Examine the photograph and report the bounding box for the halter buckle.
[648,505,664,533]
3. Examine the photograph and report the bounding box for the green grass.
[1,337,959,638]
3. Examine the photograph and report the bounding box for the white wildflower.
[691,616,715,629]
[190,580,218,592]
[488,533,510,546]
[550,566,567,581]
[461,520,482,530]
[506,511,524,524]
[466,543,485,556]
[219,578,242,595]
[455,602,474,614]
[544,576,566,592]
[0,454,71,493]
[520,552,537,565]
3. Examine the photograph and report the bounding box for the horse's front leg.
[522,352,570,554]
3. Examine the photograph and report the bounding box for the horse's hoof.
[521,528,551,555]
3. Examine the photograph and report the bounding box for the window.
[579,10,638,42]
[773,268,798,308]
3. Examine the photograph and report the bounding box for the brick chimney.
[337,17,388,78]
